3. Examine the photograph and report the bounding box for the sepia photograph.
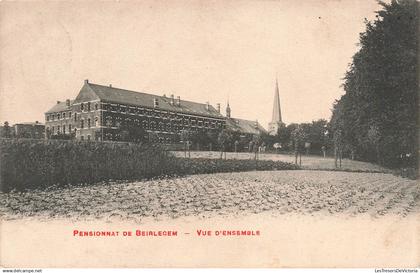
[0,0,418,270]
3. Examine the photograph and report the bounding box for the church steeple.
[268,78,283,135]
[226,100,231,118]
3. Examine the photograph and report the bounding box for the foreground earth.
[0,170,418,221]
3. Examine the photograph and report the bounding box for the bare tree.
[333,129,343,168]
[217,129,232,160]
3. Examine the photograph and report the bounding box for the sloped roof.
[46,100,74,113]
[85,83,223,118]
[226,118,267,135]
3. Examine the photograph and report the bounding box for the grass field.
[172,151,390,172]
[1,170,417,221]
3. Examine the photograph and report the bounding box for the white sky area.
[0,1,381,128]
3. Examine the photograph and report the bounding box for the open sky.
[0,0,381,128]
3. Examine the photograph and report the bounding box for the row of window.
[102,104,219,121]
[80,117,99,129]
[48,124,74,134]
[46,111,73,121]
[47,102,221,124]
[80,102,99,112]
[80,135,92,141]
[46,102,99,121]
[103,116,222,128]
[103,116,222,131]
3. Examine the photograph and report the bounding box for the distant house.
[225,117,267,138]
[13,121,45,139]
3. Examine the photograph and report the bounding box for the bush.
[0,139,299,192]
[0,139,170,192]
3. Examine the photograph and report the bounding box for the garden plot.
[0,170,418,222]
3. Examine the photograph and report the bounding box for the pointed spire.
[271,77,282,123]
[268,77,283,135]
[226,99,231,118]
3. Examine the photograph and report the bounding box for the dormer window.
[81,103,84,111]
[95,104,98,110]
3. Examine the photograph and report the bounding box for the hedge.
[0,139,299,192]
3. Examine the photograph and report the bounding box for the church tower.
[226,101,231,118]
[268,78,283,135]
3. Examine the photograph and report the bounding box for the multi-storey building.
[45,80,227,142]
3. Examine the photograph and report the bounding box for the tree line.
[329,0,417,169]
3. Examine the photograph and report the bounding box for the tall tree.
[330,0,418,168]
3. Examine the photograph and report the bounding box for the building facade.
[45,80,270,143]
[45,80,227,142]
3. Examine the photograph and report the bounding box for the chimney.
[66,99,70,106]
[206,102,210,111]
[176,96,181,106]
[35,121,39,124]
[84,79,89,84]
[109,84,112,88]
[170,94,174,105]
[57,101,61,104]
[216,103,221,113]
[153,98,159,108]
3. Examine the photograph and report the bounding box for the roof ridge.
[87,82,212,107]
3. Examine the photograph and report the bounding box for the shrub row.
[171,157,299,175]
[0,139,299,192]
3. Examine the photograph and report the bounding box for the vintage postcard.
[0,0,418,269]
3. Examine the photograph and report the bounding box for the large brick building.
[45,80,266,142]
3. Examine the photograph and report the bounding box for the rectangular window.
[69,112,72,118]
[81,120,84,129]
[63,126,66,134]
[69,124,71,132]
